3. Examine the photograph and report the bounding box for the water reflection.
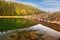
[0,24,60,40]
[30,24,60,38]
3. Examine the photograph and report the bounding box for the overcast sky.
[5,0,60,12]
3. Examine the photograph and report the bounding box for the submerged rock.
[3,29,56,40]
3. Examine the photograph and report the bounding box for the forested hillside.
[0,1,46,16]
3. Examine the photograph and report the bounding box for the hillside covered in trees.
[0,0,46,16]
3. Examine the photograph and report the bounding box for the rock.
[3,29,57,40]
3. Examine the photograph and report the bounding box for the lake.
[0,24,60,40]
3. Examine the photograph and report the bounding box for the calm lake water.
[0,24,60,39]
[30,24,60,38]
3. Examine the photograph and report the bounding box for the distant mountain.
[47,11,60,24]
[47,11,60,21]
[40,11,60,21]
[0,1,46,16]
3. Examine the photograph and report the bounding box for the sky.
[5,0,60,12]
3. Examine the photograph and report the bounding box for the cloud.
[5,0,37,7]
[41,0,60,6]
[37,0,60,12]
[5,0,16,2]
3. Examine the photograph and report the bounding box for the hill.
[46,11,60,24]
[36,11,60,25]
[47,11,60,21]
[0,1,46,16]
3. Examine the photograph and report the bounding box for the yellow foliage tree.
[20,9,27,15]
